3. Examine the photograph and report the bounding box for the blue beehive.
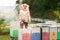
[32,27,40,40]
[32,33,40,40]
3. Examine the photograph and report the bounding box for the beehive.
[57,27,60,40]
[42,27,49,40]
[32,27,40,40]
[50,27,57,40]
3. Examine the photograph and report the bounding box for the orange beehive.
[50,27,57,40]
[50,32,57,40]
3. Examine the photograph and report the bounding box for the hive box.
[50,27,57,40]
[18,27,32,40]
[57,27,60,40]
[32,27,40,40]
[42,27,49,40]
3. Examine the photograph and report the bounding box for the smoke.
[0,0,19,21]
[0,6,18,21]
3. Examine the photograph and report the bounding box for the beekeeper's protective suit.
[19,3,31,28]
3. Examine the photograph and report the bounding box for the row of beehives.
[10,27,60,40]
[10,21,60,40]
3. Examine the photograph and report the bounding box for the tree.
[23,0,60,22]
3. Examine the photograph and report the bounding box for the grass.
[0,35,11,40]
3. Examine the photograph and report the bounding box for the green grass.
[0,35,11,40]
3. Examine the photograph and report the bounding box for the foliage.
[23,0,60,22]
[0,19,10,35]
[0,19,5,25]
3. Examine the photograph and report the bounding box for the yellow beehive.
[50,32,57,40]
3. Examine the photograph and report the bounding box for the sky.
[0,0,17,6]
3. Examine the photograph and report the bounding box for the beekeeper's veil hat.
[21,3,29,11]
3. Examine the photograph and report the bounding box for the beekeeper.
[19,3,31,29]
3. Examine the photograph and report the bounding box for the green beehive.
[58,32,60,39]
[13,30,18,37]
[57,28,60,40]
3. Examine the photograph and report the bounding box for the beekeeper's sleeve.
[28,11,31,23]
